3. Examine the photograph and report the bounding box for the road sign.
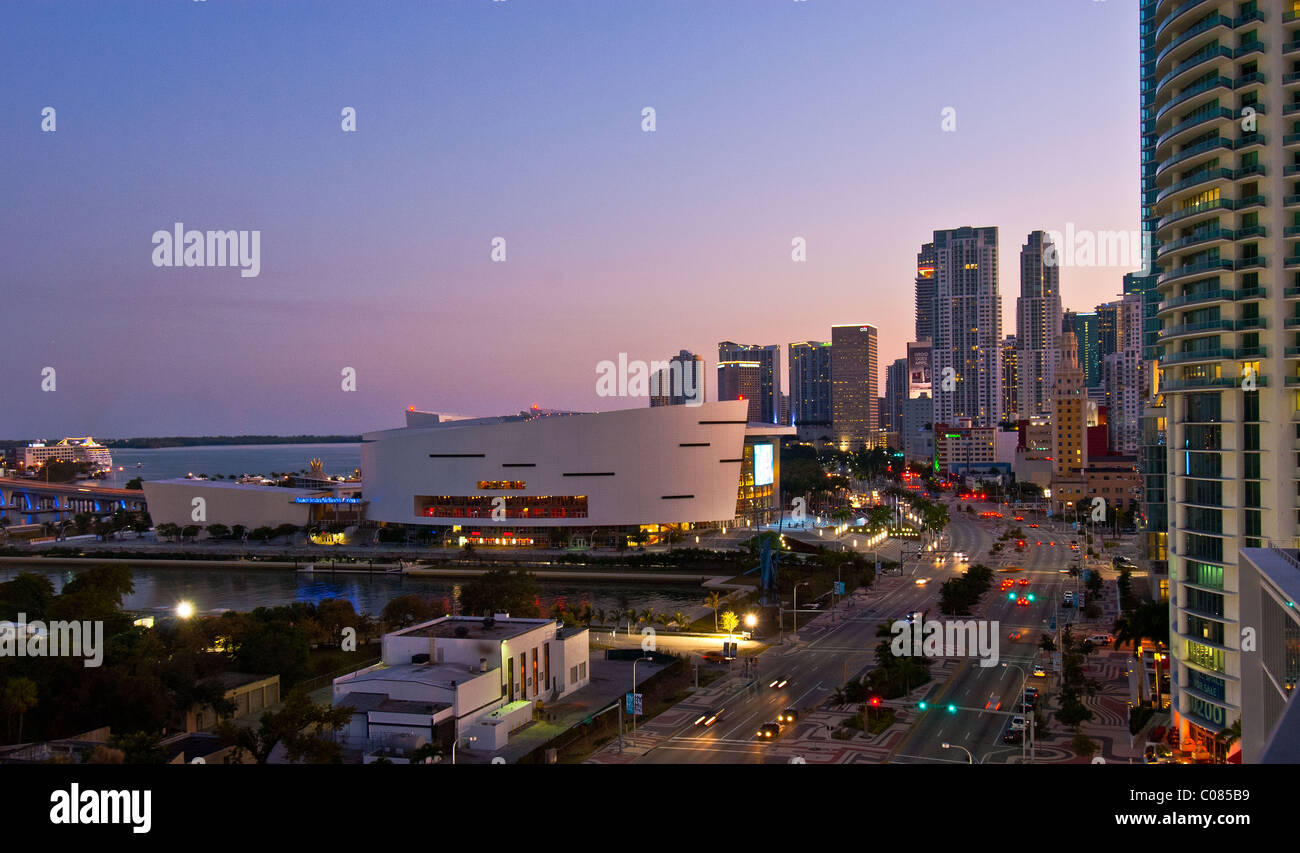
[626,692,643,715]
[834,581,845,595]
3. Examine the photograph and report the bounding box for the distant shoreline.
[0,436,362,449]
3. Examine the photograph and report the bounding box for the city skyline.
[3,0,1142,436]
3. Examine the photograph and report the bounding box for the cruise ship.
[20,437,114,474]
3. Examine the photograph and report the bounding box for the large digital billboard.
[754,443,774,487]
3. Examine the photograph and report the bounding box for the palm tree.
[2,677,38,744]
[593,607,606,627]
[673,611,687,629]
[705,591,722,632]
[640,607,655,626]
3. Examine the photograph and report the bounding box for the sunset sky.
[2,0,1141,437]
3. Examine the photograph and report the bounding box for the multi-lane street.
[597,499,1109,764]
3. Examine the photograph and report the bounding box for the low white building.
[141,478,363,531]
[332,615,590,757]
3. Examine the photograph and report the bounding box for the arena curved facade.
[361,400,760,528]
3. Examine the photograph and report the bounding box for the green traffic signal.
[1007,592,1017,600]
[918,701,929,711]
[1027,593,1035,601]
[947,703,957,713]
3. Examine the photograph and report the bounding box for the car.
[755,722,784,739]
[1008,629,1023,640]
[1032,665,1046,677]
[1070,542,1079,551]
[1017,578,1030,586]
[1014,516,1025,521]
[769,677,789,689]
[777,708,799,724]
[1016,699,1035,713]
[1023,686,1039,697]
[701,651,727,663]
[1049,541,1056,547]
[694,709,725,727]
[1016,595,1031,607]
[1002,730,1024,745]
[1086,634,1114,646]
[1029,523,1040,528]
[1035,541,1042,546]
[1010,716,1027,731]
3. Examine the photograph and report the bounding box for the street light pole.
[1003,662,1031,763]
[631,655,652,732]
[941,742,974,764]
[792,581,809,638]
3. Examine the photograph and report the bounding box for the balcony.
[1155,167,1233,204]
[1157,258,1233,286]
[1157,137,1234,176]
[1154,0,1222,43]
[1286,134,1300,150]
[1160,348,1235,366]
[1156,106,1235,150]
[1286,347,1300,357]
[1235,317,1266,330]
[1162,375,1265,391]
[1286,255,1300,268]
[1156,75,1232,122]
[1234,285,1266,300]
[1233,257,1265,272]
[1156,198,1233,230]
[1158,45,1233,93]
[1157,227,1231,258]
[1155,15,1231,69]
[1158,285,1233,309]
[1159,319,1235,339]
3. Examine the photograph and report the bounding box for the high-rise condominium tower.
[931,227,1002,428]
[1147,0,1287,754]
[830,324,878,451]
[649,350,706,407]
[1016,230,1063,420]
[1002,334,1019,424]
[916,242,937,343]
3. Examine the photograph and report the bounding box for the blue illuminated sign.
[293,497,362,504]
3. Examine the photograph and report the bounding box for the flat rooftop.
[343,660,500,689]
[394,615,555,642]
[146,478,326,495]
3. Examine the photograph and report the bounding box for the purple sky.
[1,0,1141,437]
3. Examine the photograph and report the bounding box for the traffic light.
[1007,592,1017,600]
[869,696,881,707]
[947,703,957,714]
[918,701,929,711]
[1027,593,1036,602]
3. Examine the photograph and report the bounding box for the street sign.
[834,581,846,595]
[626,692,643,715]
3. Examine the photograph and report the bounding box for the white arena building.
[362,400,788,541]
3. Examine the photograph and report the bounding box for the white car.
[1010,716,1027,732]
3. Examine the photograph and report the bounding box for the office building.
[930,227,1002,428]
[885,357,908,433]
[717,361,763,422]
[718,342,781,424]
[830,324,879,451]
[1016,230,1063,419]
[788,340,832,426]
[1064,310,1101,388]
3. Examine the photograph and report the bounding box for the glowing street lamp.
[176,601,195,619]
